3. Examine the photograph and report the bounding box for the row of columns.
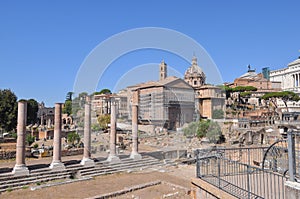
[12,97,141,176]
[292,73,300,87]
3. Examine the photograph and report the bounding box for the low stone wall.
[191,178,236,199]
[147,149,187,160]
[0,150,16,159]
[0,149,31,160]
[0,138,16,143]
[61,148,84,157]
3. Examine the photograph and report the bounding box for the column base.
[80,158,95,167]
[130,152,142,160]
[49,161,65,170]
[106,155,121,163]
[12,164,29,176]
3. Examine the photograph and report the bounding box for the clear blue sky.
[1,1,300,106]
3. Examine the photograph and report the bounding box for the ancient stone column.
[50,103,65,170]
[13,101,29,176]
[107,98,120,162]
[81,100,94,166]
[130,91,142,160]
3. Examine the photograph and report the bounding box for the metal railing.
[195,146,267,166]
[196,147,287,199]
[287,130,300,182]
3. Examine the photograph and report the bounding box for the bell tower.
[159,60,167,81]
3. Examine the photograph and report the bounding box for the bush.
[33,143,39,149]
[183,122,198,137]
[240,92,251,98]
[97,114,110,129]
[183,119,224,143]
[206,121,222,144]
[26,134,35,146]
[67,132,80,147]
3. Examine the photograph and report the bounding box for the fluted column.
[81,99,94,166]
[13,101,29,176]
[50,103,65,170]
[107,98,120,162]
[130,91,142,160]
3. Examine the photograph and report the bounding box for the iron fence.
[195,146,267,166]
[196,147,288,199]
[287,130,300,182]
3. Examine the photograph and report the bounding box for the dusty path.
[1,165,195,199]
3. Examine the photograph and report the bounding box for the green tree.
[262,91,300,112]
[27,99,39,125]
[183,119,223,142]
[97,114,111,129]
[67,132,80,147]
[94,89,112,95]
[26,134,35,146]
[66,92,74,101]
[62,100,72,116]
[212,109,224,119]
[206,121,222,144]
[183,122,198,137]
[0,89,18,132]
[198,119,211,138]
[240,92,251,98]
[91,123,101,132]
[233,86,257,92]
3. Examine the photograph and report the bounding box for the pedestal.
[107,155,121,163]
[130,152,142,160]
[12,164,29,176]
[80,158,95,167]
[49,161,65,170]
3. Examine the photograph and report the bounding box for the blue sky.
[1,1,300,106]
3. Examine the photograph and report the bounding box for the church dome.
[184,56,206,88]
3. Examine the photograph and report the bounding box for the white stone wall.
[270,58,300,93]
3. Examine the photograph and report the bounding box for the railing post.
[287,129,296,182]
[218,157,221,188]
[196,149,200,178]
[247,164,250,199]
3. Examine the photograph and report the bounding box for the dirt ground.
[0,132,198,198]
[1,164,195,199]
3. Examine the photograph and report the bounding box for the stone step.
[0,170,72,187]
[106,159,160,169]
[0,168,71,184]
[0,155,166,193]
[0,173,71,192]
[97,156,157,166]
[84,162,165,178]
[80,161,163,177]
[79,158,160,175]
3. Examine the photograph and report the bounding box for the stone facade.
[197,85,225,119]
[92,93,111,116]
[127,76,195,130]
[184,57,225,119]
[92,56,225,124]
[270,57,300,94]
[232,66,281,92]
[37,102,54,126]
